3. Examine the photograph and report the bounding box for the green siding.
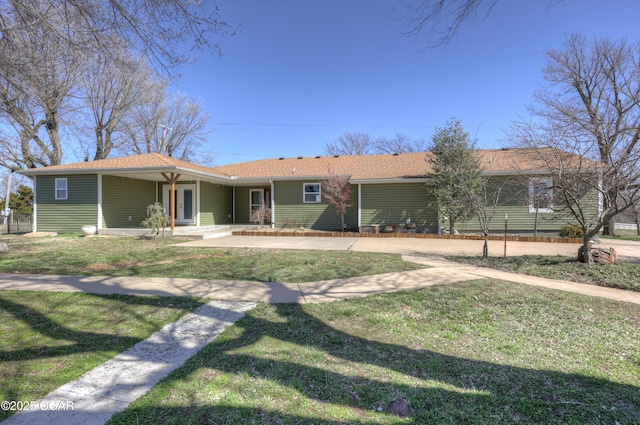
[36,175,98,233]
[360,182,438,231]
[273,181,358,230]
[102,176,157,228]
[444,176,600,233]
[234,186,260,224]
[200,183,233,226]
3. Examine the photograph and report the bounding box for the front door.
[163,184,196,224]
[250,188,271,223]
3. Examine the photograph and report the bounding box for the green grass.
[0,234,425,283]
[1,235,638,423]
[449,255,640,292]
[601,234,640,242]
[0,291,205,421]
[107,281,640,424]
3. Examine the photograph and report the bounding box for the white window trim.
[55,178,68,200]
[529,177,553,213]
[303,182,321,203]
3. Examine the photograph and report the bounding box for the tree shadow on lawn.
[109,291,640,424]
[0,291,206,420]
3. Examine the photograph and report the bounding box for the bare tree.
[0,0,231,170]
[250,201,271,229]
[520,34,640,239]
[634,200,640,236]
[399,0,497,46]
[121,89,212,162]
[374,133,428,154]
[0,12,81,168]
[469,175,509,257]
[510,125,640,264]
[0,0,233,72]
[325,132,427,156]
[324,132,375,156]
[398,0,562,47]
[321,168,354,232]
[80,46,155,161]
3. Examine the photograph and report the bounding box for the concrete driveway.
[175,235,640,263]
[177,235,359,251]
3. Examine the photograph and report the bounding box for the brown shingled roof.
[19,153,224,178]
[19,148,595,181]
[209,152,430,180]
[209,148,566,180]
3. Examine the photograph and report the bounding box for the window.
[529,177,553,213]
[55,178,68,200]
[303,183,321,203]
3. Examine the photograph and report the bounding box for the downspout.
[357,183,361,230]
[269,179,275,228]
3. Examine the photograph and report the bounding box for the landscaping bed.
[233,227,582,243]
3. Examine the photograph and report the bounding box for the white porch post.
[97,174,103,230]
[196,180,201,227]
[270,179,275,228]
[32,176,37,232]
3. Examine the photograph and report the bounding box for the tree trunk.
[482,233,488,258]
[580,236,593,265]
[602,189,618,236]
[449,217,455,235]
[608,215,617,237]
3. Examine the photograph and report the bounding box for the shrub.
[250,202,271,228]
[141,202,167,237]
[559,224,583,238]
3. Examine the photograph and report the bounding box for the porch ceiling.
[106,171,231,185]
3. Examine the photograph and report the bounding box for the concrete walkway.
[3,300,255,425]
[0,236,638,305]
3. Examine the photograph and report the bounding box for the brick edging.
[231,230,582,244]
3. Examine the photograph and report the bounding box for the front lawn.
[449,255,640,292]
[0,234,425,283]
[0,291,205,421]
[108,280,640,424]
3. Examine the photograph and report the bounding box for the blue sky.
[175,0,640,166]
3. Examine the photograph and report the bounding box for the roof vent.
[315,155,321,159]
[297,156,303,159]
[392,153,399,156]
[501,148,509,151]
[278,157,285,160]
[333,155,339,158]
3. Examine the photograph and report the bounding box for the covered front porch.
[98,224,256,239]
[99,170,235,233]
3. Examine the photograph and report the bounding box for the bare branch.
[398,0,563,47]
